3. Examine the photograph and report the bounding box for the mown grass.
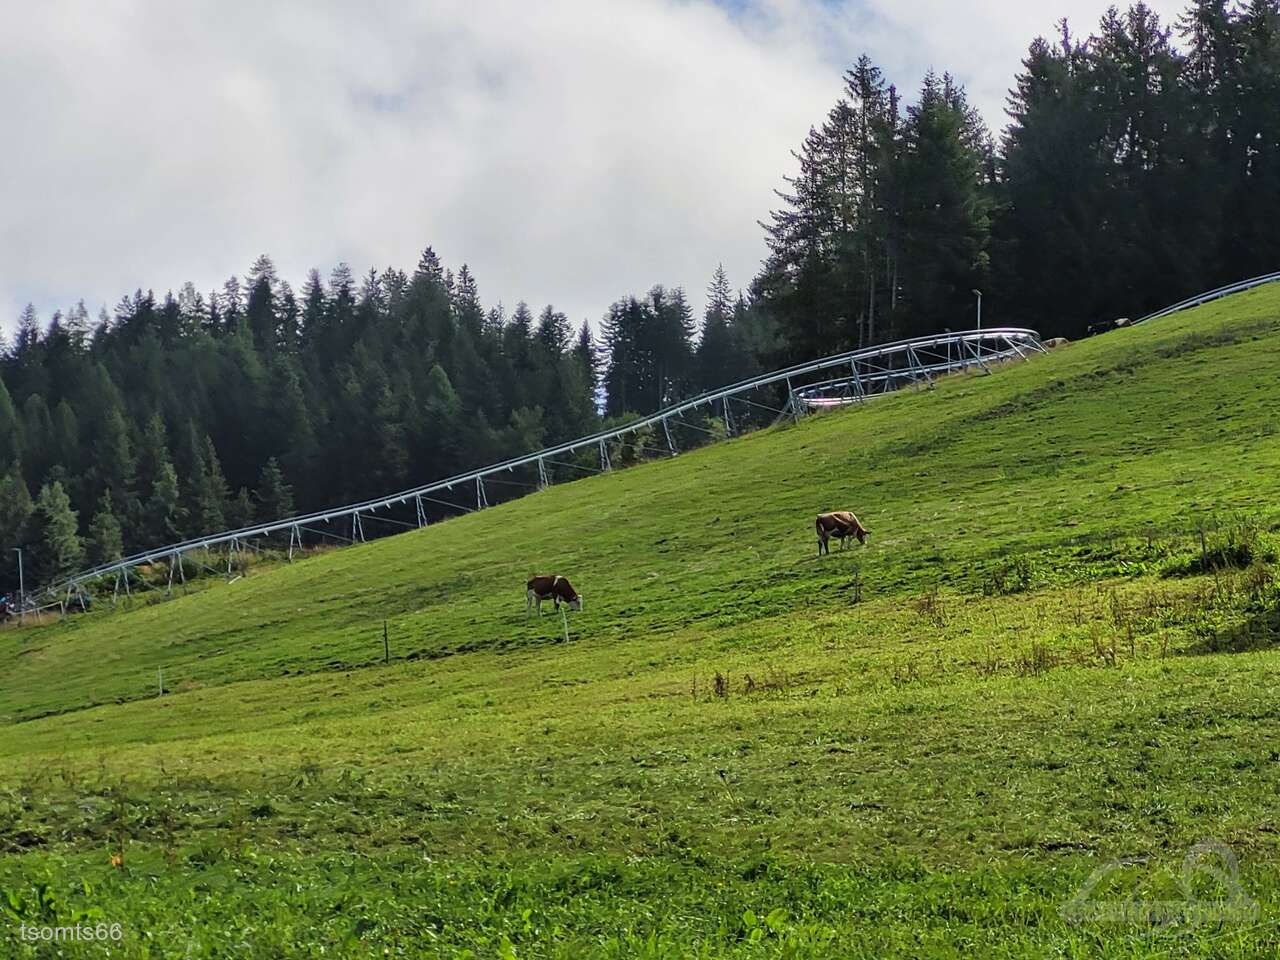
[3,287,1280,956]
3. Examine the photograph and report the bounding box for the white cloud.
[0,0,1187,336]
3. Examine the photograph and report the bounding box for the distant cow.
[526,575,583,616]
[816,512,869,556]
[1086,318,1129,337]
[1043,337,1070,350]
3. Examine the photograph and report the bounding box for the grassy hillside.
[3,287,1280,957]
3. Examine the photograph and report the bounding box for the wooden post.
[383,620,390,663]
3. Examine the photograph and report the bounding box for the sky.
[0,0,1187,337]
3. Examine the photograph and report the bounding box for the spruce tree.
[256,458,294,522]
[536,306,571,355]
[227,487,255,530]
[996,26,1104,336]
[33,481,83,582]
[145,462,185,546]
[90,405,138,520]
[895,72,992,336]
[299,269,328,351]
[265,357,316,499]
[573,321,598,396]
[0,377,21,475]
[88,492,124,564]
[50,402,79,482]
[0,471,34,585]
[1229,0,1280,275]
[193,437,229,533]
[136,414,172,503]
[696,266,741,391]
[20,395,54,485]
[650,286,695,407]
[245,254,279,356]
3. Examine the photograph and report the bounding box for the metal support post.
[963,338,989,373]
[907,345,930,386]
[786,377,800,422]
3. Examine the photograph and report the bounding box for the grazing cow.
[526,575,583,616]
[1042,337,1070,350]
[1086,317,1130,338]
[816,511,869,556]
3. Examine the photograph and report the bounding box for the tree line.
[757,0,1280,358]
[0,252,761,590]
[4,1,1279,591]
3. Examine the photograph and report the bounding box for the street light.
[971,289,983,331]
[12,548,23,625]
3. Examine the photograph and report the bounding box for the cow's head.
[569,595,583,611]
[857,528,868,545]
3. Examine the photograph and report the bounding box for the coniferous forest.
[3,1,1279,590]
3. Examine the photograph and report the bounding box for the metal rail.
[791,329,1039,408]
[1135,270,1280,324]
[38,327,1043,604]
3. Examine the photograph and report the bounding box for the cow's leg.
[818,530,828,556]
[526,590,534,617]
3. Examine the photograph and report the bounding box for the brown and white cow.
[526,575,583,616]
[816,511,869,555]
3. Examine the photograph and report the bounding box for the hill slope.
[3,288,1280,957]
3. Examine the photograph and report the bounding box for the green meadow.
[3,287,1280,957]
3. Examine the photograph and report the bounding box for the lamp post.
[971,289,983,331]
[12,548,24,625]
